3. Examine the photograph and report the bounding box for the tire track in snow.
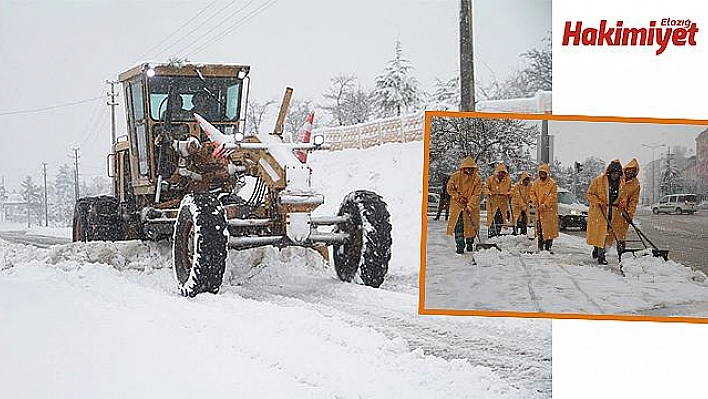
[554,262,605,314]
[223,280,551,399]
[516,256,543,313]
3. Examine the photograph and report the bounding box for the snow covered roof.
[476,91,552,114]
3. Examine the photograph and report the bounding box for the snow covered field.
[425,218,708,317]
[0,142,551,398]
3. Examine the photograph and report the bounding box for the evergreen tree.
[53,163,76,225]
[372,40,422,117]
[661,149,683,195]
[21,175,43,226]
[427,77,460,111]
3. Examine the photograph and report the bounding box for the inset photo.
[421,111,708,321]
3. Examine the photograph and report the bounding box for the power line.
[151,0,243,61]
[134,0,220,62]
[188,0,279,58]
[0,96,104,116]
[77,95,107,144]
[172,0,262,57]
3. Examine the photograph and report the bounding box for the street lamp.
[642,143,666,204]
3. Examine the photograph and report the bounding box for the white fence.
[312,112,424,151]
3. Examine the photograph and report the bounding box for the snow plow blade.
[475,243,500,251]
[619,209,669,262]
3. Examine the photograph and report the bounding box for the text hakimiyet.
[562,19,699,55]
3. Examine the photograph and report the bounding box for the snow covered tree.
[322,74,355,126]
[81,176,111,197]
[53,163,76,225]
[21,175,43,226]
[429,116,537,183]
[661,149,683,195]
[247,99,276,135]
[550,161,572,188]
[426,76,460,111]
[321,74,374,126]
[284,98,315,140]
[480,36,552,101]
[372,40,422,117]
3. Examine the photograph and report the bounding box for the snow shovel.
[619,208,669,261]
[598,205,626,276]
[467,209,500,251]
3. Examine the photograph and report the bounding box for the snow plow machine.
[72,62,392,296]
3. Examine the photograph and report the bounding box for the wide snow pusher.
[73,62,392,296]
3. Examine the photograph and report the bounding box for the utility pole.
[107,80,119,146]
[73,147,80,202]
[459,0,475,111]
[0,176,5,223]
[107,80,119,196]
[43,163,48,227]
[540,121,550,164]
[642,143,666,204]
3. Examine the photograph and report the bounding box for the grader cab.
[72,62,392,296]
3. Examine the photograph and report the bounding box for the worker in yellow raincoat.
[510,171,532,236]
[485,162,512,238]
[446,156,483,254]
[586,160,624,265]
[530,163,558,252]
[608,159,641,251]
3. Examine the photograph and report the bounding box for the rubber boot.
[454,212,465,255]
[597,248,608,265]
[466,237,475,252]
[592,247,598,259]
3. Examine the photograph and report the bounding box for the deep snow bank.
[309,141,424,277]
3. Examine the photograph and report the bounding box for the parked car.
[528,188,588,231]
[651,194,698,215]
[557,188,588,231]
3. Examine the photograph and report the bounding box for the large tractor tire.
[332,190,392,288]
[72,196,124,242]
[173,193,228,297]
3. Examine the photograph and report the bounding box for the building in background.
[696,129,708,197]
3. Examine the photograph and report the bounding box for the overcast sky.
[549,120,702,171]
[0,0,550,190]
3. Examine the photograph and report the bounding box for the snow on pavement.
[425,217,708,317]
[0,142,551,398]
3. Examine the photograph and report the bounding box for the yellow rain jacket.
[530,164,559,240]
[511,171,532,226]
[609,159,641,244]
[586,160,625,248]
[446,156,483,238]
[485,162,512,228]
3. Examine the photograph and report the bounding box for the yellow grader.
[73,61,392,296]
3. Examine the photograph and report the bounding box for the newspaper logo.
[562,19,699,55]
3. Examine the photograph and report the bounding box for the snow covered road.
[0,239,551,398]
[0,142,551,398]
[424,217,708,317]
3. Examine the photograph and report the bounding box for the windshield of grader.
[147,76,242,123]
